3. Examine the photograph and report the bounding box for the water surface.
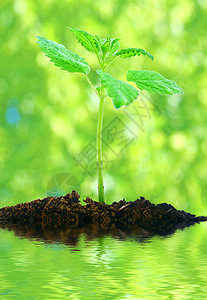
[1,222,207,299]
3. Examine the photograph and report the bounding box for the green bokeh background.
[0,0,207,214]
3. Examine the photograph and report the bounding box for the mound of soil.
[0,190,206,236]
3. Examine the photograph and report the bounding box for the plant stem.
[83,64,106,203]
[105,56,118,70]
[83,74,99,96]
[97,91,105,203]
[96,53,104,70]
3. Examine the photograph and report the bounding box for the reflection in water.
[0,224,154,247]
[0,222,193,247]
[0,222,207,299]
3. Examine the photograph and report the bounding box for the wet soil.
[0,190,206,237]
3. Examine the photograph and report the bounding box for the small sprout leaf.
[115,48,154,61]
[109,39,120,55]
[127,70,184,95]
[97,70,139,109]
[100,38,120,57]
[36,36,90,74]
[100,37,111,57]
[69,27,101,54]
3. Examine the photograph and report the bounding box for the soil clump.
[0,190,206,236]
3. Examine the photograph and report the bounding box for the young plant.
[37,28,183,203]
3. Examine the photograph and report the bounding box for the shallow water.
[1,221,207,299]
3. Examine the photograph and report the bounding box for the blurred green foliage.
[0,0,207,213]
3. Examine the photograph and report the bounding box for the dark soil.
[0,190,206,237]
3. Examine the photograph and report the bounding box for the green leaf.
[109,39,120,55]
[115,48,154,61]
[100,37,111,57]
[100,37,120,57]
[36,36,90,74]
[97,70,139,109]
[69,27,101,54]
[127,70,184,95]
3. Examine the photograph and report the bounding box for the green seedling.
[37,28,183,203]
